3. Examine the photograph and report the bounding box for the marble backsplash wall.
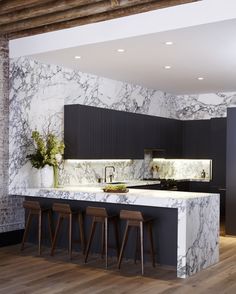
[61,160,144,186]
[9,56,236,191]
[173,92,236,120]
[9,57,175,191]
[152,159,212,180]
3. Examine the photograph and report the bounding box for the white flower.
[55,153,62,163]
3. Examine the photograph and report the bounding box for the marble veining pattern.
[10,187,219,278]
[171,92,236,120]
[9,57,174,192]
[153,159,212,180]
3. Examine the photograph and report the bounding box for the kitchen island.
[10,186,219,279]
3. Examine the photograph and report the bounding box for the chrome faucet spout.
[104,166,115,183]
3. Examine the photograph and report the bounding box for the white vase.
[30,167,41,188]
[41,165,54,188]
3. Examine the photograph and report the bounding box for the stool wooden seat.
[84,206,120,268]
[50,203,85,259]
[21,200,53,255]
[118,210,155,275]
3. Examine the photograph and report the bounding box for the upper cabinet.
[64,104,182,159]
[182,120,211,159]
[64,104,225,161]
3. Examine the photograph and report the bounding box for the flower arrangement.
[27,130,65,188]
[27,130,65,169]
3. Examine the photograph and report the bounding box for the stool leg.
[47,210,54,246]
[118,222,130,269]
[112,218,120,259]
[84,219,96,264]
[140,221,144,275]
[51,215,63,256]
[148,222,155,268]
[38,211,42,255]
[135,227,139,264]
[69,213,73,260]
[101,221,105,259]
[105,217,108,269]
[21,212,33,251]
[78,212,85,254]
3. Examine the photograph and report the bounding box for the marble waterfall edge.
[10,186,220,279]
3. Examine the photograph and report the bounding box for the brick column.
[0,36,23,234]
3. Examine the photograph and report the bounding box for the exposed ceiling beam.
[1,0,166,34]
[111,0,120,7]
[0,0,103,25]
[6,0,199,39]
[0,0,52,15]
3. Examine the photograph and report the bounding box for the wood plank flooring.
[0,236,236,294]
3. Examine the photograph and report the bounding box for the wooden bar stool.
[50,203,85,259]
[21,200,53,255]
[84,206,120,268]
[118,210,155,275]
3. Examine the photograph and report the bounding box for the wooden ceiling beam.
[0,0,52,15]
[0,0,104,25]
[0,0,161,34]
[7,0,199,40]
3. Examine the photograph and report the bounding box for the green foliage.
[27,130,65,169]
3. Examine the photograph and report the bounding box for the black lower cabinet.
[0,229,24,247]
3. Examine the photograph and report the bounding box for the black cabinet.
[64,104,182,159]
[64,104,226,164]
[182,120,211,159]
[210,118,226,188]
[64,105,144,159]
[226,108,236,235]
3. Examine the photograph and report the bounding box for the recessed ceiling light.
[164,65,172,70]
[117,48,125,53]
[74,55,81,59]
[165,41,173,45]
[197,77,204,81]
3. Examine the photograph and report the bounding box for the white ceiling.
[30,18,236,95]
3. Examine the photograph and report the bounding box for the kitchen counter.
[10,186,219,279]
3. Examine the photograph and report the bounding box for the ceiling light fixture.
[165,41,173,45]
[197,77,204,81]
[74,55,81,59]
[164,65,172,70]
[117,48,125,53]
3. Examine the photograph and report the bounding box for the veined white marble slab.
[10,187,219,279]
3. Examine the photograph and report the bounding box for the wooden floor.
[0,236,236,294]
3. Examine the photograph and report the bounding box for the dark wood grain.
[0,0,199,39]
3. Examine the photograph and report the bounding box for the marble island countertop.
[10,185,219,279]
[9,185,218,204]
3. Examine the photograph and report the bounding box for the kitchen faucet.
[104,166,115,183]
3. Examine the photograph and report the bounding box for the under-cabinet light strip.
[66,159,132,163]
[153,158,212,162]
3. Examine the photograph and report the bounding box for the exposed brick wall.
[0,36,24,233]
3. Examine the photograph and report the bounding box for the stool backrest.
[23,200,41,210]
[86,206,108,217]
[53,203,72,214]
[120,210,144,221]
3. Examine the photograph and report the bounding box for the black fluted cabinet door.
[64,104,183,159]
[182,120,211,159]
